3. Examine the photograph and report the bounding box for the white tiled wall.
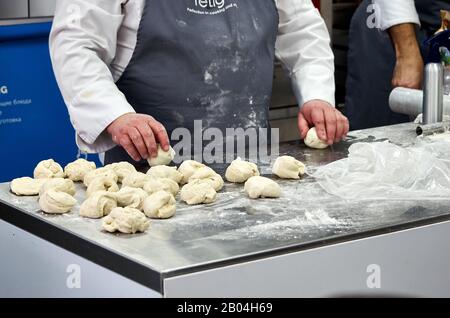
[0,0,55,20]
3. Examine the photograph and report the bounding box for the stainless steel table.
[2,123,450,297]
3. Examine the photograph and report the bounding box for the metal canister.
[423,63,444,124]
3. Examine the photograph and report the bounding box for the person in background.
[345,0,450,131]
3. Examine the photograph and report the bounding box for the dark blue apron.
[105,0,278,165]
[345,0,450,131]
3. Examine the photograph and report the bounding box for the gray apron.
[105,0,278,165]
[345,0,450,131]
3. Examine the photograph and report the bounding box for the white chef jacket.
[374,0,420,31]
[49,0,335,153]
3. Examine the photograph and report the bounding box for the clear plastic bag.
[310,139,450,200]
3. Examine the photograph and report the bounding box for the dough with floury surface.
[83,167,118,187]
[39,178,76,197]
[272,156,306,179]
[304,127,329,149]
[10,177,47,196]
[147,145,175,167]
[244,176,281,199]
[86,176,119,197]
[143,190,176,219]
[147,165,183,184]
[34,159,64,179]
[80,191,117,219]
[102,207,149,234]
[180,180,217,205]
[64,158,96,182]
[114,186,148,210]
[104,161,136,183]
[178,160,206,184]
[143,177,179,196]
[225,158,260,183]
[188,166,224,191]
[121,171,152,189]
[39,189,77,214]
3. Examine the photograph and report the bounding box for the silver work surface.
[2,123,450,293]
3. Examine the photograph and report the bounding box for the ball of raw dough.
[244,176,281,199]
[147,165,183,184]
[304,127,329,149]
[178,160,206,184]
[143,178,179,196]
[188,166,224,191]
[225,159,260,183]
[272,156,306,179]
[121,171,152,188]
[147,145,175,167]
[104,161,136,183]
[34,159,64,179]
[102,207,149,234]
[143,190,176,219]
[39,189,77,214]
[180,180,217,205]
[64,159,96,182]
[86,176,119,197]
[39,178,76,197]
[83,168,118,187]
[80,191,117,219]
[10,177,47,196]
[114,186,148,210]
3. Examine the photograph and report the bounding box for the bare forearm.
[388,23,421,60]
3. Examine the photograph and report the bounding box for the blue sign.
[0,22,101,182]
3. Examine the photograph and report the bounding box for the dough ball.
[86,176,119,197]
[143,178,179,196]
[272,156,306,179]
[304,127,329,149]
[178,160,206,184]
[10,177,47,196]
[80,191,117,219]
[39,178,76,197]
[143,190,176,219]
[34,159,64,179]
[188,166,224,191]
[180,180,217,205]
[83,168,118,187]
[114,186,148,210]
[147,145,175,167]
[39,189,77,214]
[244,176,281,199]
[104,161,136,183]
[225,158,260,183]
[147,165,183,184]
[102,207,149,234]
[121,171,152,188]
[64,159,96,182]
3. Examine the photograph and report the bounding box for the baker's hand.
[106,113,170,161]
[392,55,424,89]
[298,100,349,145]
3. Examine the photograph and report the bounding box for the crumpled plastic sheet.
[309,138,450,200]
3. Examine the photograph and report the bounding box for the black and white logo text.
[0,86,7,95]
[194,0,225,9]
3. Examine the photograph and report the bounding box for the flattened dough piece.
[304,127,329,149]
[244,176,281,199]
[39,178,76,197]
[102,207,149,234]
[178,160,206,184]
[180,180,217,205]
[272,156,306,179]
[147,165,183,184]
[80,191,117,219]
[104,161,136,183]
[34,159,64,179]
[83,167,118,187]
[143,178,179,196]
[10,177,47,196]
[143,190,176,219]
[39,189,77,214]
[147,145,175,167]
[225,158,260,183]
[114,186,148,210]
[86,176,119,197]
[188,166,224,191]
[64,158,96,182]
[121,171,152,189]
